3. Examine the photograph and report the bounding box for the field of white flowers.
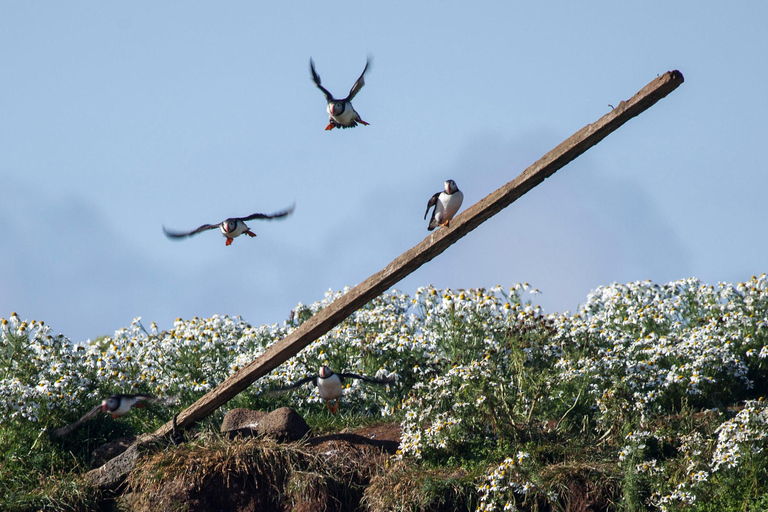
[2,275,767,511]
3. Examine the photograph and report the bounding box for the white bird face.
[319,365,332,378]
[102,397,119,412]
[222,220,238,235]
[445,180,458,194]
[330,102,345,116]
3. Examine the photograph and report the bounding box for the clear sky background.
[1,2,766,342]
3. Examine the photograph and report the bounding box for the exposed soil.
[306,422,401,454]
[119,422,402,512]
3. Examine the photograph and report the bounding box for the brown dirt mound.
[121,422,401,512]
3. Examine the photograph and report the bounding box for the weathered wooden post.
[88,70,684,487]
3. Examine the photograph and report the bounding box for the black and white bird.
[273,365,395,414]
[310,58,370,130]
[424,179,464,231]
[163,204,295,246]
[51,394,175,437]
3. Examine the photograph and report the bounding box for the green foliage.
[397,277,768,511]
[363,462,478,512]
[2,275,768,511]
[0,421,101,511]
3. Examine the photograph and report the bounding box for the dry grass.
[123,433,306,511]
[363,461,476,512]
[539,461,621,512]
[122,431,393,512]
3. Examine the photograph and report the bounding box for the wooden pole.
[88,70,683,487]
[151,70,683,437]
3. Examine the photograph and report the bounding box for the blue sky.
[1,2,766,342]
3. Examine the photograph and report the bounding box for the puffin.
[274,365,395,414]
[163,204,294,246]
[425,179,464,231]
[51,393,175,437]
[310,57,370,130]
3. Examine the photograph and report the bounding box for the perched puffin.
[163,204,295,246]
[425,179,464,231]
[51,394,176,437]
[310,57,370,130]
[274,365,395,414]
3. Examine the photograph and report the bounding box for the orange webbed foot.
[326,400,339,415]
[225,238,234,246]
[325,123,335,131]
[358,119,369,126]
[245,230,257,238]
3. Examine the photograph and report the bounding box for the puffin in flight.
[274,365,395,414]
[425,179,464,231]
[50,393,176,437]
[163,204,294,246]
[310,57,370,130]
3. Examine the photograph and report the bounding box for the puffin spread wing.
[270,368,395,395]
[270,375,319,393]
[236,203,295,222]
[133,394,166,404]
[50,394,175,437]
[50,403,103,438]
[424,192,441,220]
[163,204,293,239]
[162,223,220,239]
[344,58,370,102]
[309,59,334,102]
[337,372,397,385]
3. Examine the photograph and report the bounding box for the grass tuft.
[364,461,477,512]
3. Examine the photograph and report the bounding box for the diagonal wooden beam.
[151,70,683,437]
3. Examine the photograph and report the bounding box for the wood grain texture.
[150,71,683,440]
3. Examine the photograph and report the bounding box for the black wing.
[309,58,334,102]
[127,393,164,404]
[424,192,440,220]
[337,372,397,386]
[269,375,318,394]
[50,403,103,437]
[134,393,178,407]
[162,223,220,239]
[235,203,295,222]
[344,57,370,102]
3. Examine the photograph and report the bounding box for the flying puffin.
[274,365,395,414]
[310,57,370,130]
[163,204,295,246]
[425,179,464,231]
[50,393,176,437]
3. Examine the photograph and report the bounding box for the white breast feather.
[112,397,137,416]
[435,190,464,225]
[317,374,343,401]
[329,102,358,126]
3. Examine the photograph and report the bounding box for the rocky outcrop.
[86,434,162,490]
[86,407,309,491]
[91,435,137,468]
[220,406,310,441]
